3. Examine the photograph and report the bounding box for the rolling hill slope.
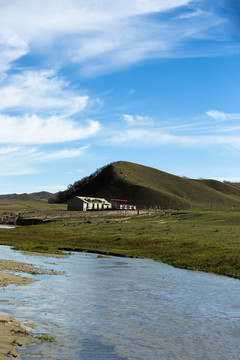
[0,192,52,202]
[50,161,240,210]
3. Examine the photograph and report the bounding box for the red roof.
[111,199,136,206]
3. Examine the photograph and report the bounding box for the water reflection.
[79,337,127,360]
[0,246,240,359]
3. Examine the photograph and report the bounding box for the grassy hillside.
[30,191,52,200]
[51,161,240,210]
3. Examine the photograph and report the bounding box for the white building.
[67,196,112,211]
[111,199,137,210]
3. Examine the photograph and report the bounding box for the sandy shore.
[0,272,36,288]
[0,258,62,288]
[0,259,38,287]
[0,315,35,359]
[0,257,62,358]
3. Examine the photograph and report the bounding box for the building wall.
[111,201,137,210]
[68,197,112,211]
[121,205,136,210]
[103,204,111,210]
[111,201,120,210]
[87,202,103,210]
[67,197,84,211]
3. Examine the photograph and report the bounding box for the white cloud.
[0,0,235,78]
[122,114,152,125]
[0,0,192,77]
[0,69,99,146]
[0,68,98,174]
[108,128,240,150]
[0,0,191,36]
[0,114,99,145]
[0,146,37,176]
[0,146,21,155]
[0,144,90,176]
[108,109,240,151]
[0,70,88,116]
[43,146,89,160]
[0,1,238,181]
[206,110,240,121]
[178,10,205,19]
[109,128,195,146]
[0,31,28,81]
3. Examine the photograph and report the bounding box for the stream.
[0,245,240,359]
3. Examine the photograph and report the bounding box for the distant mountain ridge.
[49,161,240,210]
[0,191,52,201]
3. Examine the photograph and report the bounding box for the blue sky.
[0,0,240,194]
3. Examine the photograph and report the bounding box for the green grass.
[36,334,55,343]
[1,210,240,279]
[30,271,40,275]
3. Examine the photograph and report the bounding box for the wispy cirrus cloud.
[206,110,240,121]
[0,69,100,145]
[0,144,89,176]
[0,146,37,176]
[109,109,240,150]
[0,67,98,175]
[0,114,99,145]
[122,114,152,126]
[0,1,238,147]
[0,70,88,116]
[109,128,240,150]
[43,146,89,160]
[0,0,238,78]
[0,0,190,78]
[0,0,239,185]
[109,128,197,147]
[0,32,28,81]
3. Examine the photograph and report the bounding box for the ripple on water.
[0,246,240,359]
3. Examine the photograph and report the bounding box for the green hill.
[50,161,240,210]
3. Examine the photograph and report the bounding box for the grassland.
[0,207,240,279]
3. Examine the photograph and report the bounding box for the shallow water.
[0,245,240,359]
[0,225,14,229]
